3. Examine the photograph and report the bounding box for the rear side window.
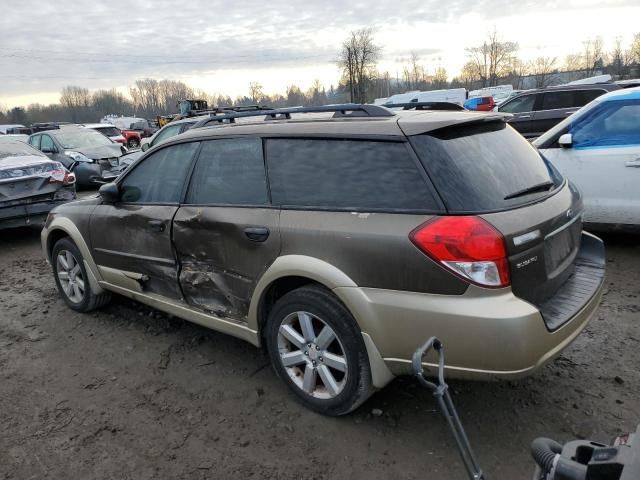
[541,91,575,110]
[410,122,563,213]
[186,138,269,205]
[265,139,439,211]
[575,89,606,106]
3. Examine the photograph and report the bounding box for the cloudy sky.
[1,0,639,108]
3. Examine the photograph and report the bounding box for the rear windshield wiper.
[503,181,554,200]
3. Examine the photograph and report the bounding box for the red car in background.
[83,123,142,148]
[463,96,497,111]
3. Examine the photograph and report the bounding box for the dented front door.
[173,207,280,320]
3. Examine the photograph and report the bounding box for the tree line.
[2,29,639,126]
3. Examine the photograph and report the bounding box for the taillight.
[49,169,76,185]
[410,216,510,288]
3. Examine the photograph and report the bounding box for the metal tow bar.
[412,337,486,480]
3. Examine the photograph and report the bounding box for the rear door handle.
[244,227,270,242]
[517,115,531,119]
[148,220,166,232]
[625,159,640,168]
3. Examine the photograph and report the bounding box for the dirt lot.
[1,226,639,479]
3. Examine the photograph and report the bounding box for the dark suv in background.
[41,104,605,415]
[498,83,620,138]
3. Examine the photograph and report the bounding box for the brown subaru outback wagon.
[41,104,605,415]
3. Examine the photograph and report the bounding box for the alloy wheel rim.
[277,311,348,399]
[56,250,85,303]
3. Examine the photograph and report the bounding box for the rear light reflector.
[410,216,510,288]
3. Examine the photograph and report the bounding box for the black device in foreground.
[412,337,639,480]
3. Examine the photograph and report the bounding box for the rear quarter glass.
[409,121,563,213]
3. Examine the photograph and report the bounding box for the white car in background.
[82,123,126,145]
[534,87,640,227]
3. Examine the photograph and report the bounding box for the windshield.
[54,130,114,149]
[410,121,563,213]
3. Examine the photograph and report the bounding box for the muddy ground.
[1,226,638,479]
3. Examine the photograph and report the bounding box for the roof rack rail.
[383,102,465,111]
[197,103,394,127]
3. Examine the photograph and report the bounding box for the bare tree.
[632,33,640,64]
[466,29,519,87]
[158,80,194,112]
[530,56,557,88]
[432,67,448,89]
[582,37,605,75]
[129,79,162,116]
[339,28,381,103]
[60,86,91,122]
[248,81,264,103]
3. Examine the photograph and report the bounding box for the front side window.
[120,142,199,203]
[571,100,640,148]
[29,135,41,150]
[151,124,182,147]
[541,91,575,110]
[499,94,536,114]
[40,135,55,152]
[266,138,439,211]
[186,138,268,205]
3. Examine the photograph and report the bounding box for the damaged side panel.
[173,206,280,321]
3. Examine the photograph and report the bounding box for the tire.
[51,238,111,312]
[265,285,373,416]
[127,138,140,149]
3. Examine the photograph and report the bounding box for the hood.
[73,144,124,159]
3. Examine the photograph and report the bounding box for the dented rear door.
[173,138,279,321]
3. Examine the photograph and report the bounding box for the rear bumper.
[0,196,74,229]
[334,232,605,381]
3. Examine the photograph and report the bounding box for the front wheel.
[127,138,140,149]
[51,238,111,312]
[265,285,373,416]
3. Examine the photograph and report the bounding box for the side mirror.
[558,133,573,148]
[98,182,120,203]
[141,142,150,152]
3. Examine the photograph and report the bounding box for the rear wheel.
[265,285,372,416]
[51,238,111,312]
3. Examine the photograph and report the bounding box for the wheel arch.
[43,218,104,294]
[248,255,359,335]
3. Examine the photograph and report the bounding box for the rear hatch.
[408,119,602,330]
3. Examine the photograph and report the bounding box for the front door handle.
[625,159,640,168]
[244,227,270,242]
[148,220,166,232]
[517,115,531,119]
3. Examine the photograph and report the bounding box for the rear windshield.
[94,127,121,137]
[409,121,563,213]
